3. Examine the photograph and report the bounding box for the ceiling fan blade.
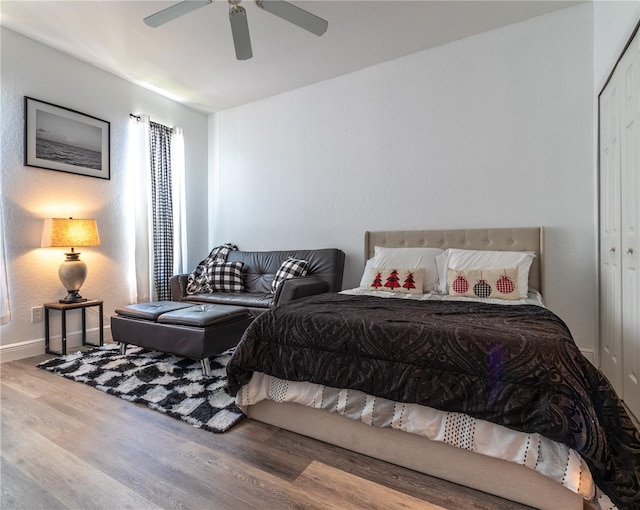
[256,0,327,36]
[229,6,253,60]
[144,0,211,28]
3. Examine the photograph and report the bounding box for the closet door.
[600,71,623,396]
[620,32,640,418]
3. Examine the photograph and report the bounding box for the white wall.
[0,27,209,361]
[212,4,598,356]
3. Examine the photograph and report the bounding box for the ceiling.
[0,1,581,114]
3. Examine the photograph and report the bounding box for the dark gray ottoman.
[111,301,253,375]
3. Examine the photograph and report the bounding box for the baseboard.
[0,338,46,362]
[0,325,112,363]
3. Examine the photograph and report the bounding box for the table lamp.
[41,218,101,303]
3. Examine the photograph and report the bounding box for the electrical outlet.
[31,306,44,323]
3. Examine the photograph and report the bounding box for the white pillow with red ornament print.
[437,249,535,298]
[447,267,520,300]
[368,268,425,294]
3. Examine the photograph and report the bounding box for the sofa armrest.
[275,276,330,305]
[170,274,190,301]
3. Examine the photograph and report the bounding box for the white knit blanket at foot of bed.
[237,372,617,510]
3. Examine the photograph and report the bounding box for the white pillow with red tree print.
[368,268,425,294]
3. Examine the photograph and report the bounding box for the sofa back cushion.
[225,249,345,294]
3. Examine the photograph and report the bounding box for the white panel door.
[600,70,623,396]
[621,32,640,419]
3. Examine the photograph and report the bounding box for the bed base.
[246,400,584,510]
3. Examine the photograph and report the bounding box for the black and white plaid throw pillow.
[186,243,238,294]
[209,261,245,292]
[272,257,309,294]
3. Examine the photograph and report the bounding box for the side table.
[44,300,104,356]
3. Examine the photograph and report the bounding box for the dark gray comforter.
[227,293,640,508]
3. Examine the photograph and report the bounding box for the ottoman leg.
[120,343,128,355]
[201,358,212,376]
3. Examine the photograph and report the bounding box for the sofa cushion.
[224,249,344,295]
[182,292,275,310]
[272,257,309,294]
[208,261,245,292]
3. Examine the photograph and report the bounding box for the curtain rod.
[129,113,174,132]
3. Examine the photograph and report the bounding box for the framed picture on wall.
[24,97,110,180]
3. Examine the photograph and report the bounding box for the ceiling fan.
[144,0,328,61]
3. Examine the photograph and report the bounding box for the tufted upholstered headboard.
[364,227,544,294]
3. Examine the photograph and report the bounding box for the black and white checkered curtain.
[149,121,174,301]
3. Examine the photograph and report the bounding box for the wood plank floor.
[1,353,535,510]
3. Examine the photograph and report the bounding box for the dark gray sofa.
[170,248,345,316]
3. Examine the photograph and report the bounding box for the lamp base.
[58,253,88,304]
[59,291,88,304]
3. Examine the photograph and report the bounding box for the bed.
[227,228,640,510]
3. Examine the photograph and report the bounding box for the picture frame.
[24,97,110,180]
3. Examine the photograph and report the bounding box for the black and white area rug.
[37,344,245,433]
